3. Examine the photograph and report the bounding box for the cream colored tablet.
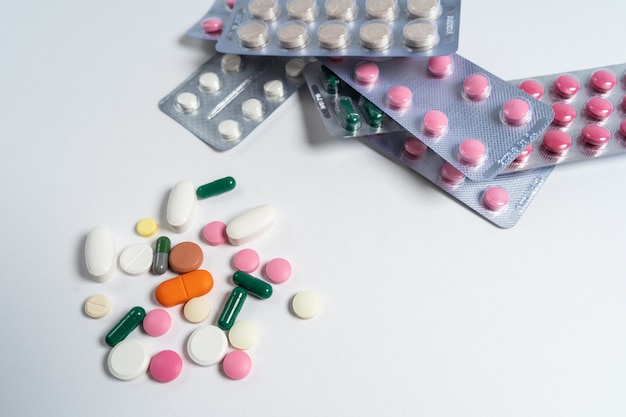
[264,80,285,99]
[285,59,306,78]
[84,294,111,319]
[241,98,264,120]
[176,92,200,113]
[292,291,320,319]
[228,320,259,350]
[221,54,243,72]
[183,297,211,323]
[199,71,221,92]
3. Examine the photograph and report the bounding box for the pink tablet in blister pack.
[186,0,236,41]
[503,62,626,173]
[322,54,555,181]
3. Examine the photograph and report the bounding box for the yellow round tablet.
[136,218,158,237]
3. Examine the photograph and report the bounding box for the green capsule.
[335,96,361,132]
[358,96,383,128]
[152,236,171,275]
[233,271,273,299]
[320,65,340,95]
[217,287,247,331]
[196,176,236,200]
[105,306,146,347]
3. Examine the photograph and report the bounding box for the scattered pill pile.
[83,176,321,382]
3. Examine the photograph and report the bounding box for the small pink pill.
[427,55,452,78]
[622,96,626,112]
[403,136,428,158]
[458,139,486,165]
[143,309,171,337]
[226,0,237,9]
[149,350,183,383]
[439,162,465,185]
[233,248,260,273]
[482,186,509,212]
[620,119,626,137]
[581,125,611,147]
[513,144,533,163]
[422,110,448,136]
[518,79,544,99]
[264,257,292,284]
[387,86,412,109]
[203,221,227,246]
[463,74,490,101]
[502,98,531,126]
[202,17,223,34]
[551,102,576,127]
[223,350,252,380]
[554,74,579,99]
[354,62,379,85]
[590,69,617,93]
[542,130,571,154]
[585,97,613,121]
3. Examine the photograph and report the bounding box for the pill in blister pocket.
[553,74,579,99]
[403,20,439,51]
[501,98,531,126]
[242,98,264,120]
[360,20,393,50]
[285,58,306,78]
[407,0,442,19]
[458,139,486,165]
[264,80,285,99]
[518,79,544,99]
[359,96,383,127]
[318,21,351,50]
[176,92,200,113]
[513,144,533,163]
[403,136,428,158]
[320,65,341,93]
[355,61,379,85]
[585,97,613,121]
[218,119,242,140]
[463,74,491,101]
[439,162,465,185]
[199,72,221,92]
[427,55,452,78]
[335,96,361,131]
[589,69,617,93]
[387,85,412,109]
[581,125,611,147]
[365,0,397,20]
[287,0,318,21]
[249,0,281,21]
[202,17,223,34]
[542,130,571,154]
[222,54,243,72]
[482,186,509,212]
[278,21,309,49]
[551,102,576,127]
[238,21,271,48]
[326,0,358,21]
[422,110,448,136]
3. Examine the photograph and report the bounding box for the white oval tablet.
[183,297,211,323]
[119,243,153,275]
[84,294,111,318]
[166,180,197,233]
[226,204,277,245]
[292,291,320,319]
[85,226,116,283]
[187,325,228,366]
[107,339,150,380]
[228,320,258,350]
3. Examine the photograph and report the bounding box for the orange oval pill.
[155,270,214,307]
[169,241,204,274]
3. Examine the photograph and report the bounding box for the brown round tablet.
[168,242,204,274]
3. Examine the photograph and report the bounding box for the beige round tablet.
[287,0,317,22]
[228,320,259,350]
[360,21,392,50]
[84,294,111,319]
[318,21,350,50]
[407,0,441,20]
[221,54,243,72]
[176,92,200,113]
[292,291,320,319]
[218,119,242,141]
[403,20,439,50]
[264,79,285,99]
[238,21,270,49]
[325,0,357,21]
[277,21,309,49]
[199,71,221,92]
[365,0,397,20]
[249,0,281,21]
[285,58,306,78]
[183,297,211,323]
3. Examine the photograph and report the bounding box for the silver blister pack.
[159,53,310,151]
[502,63,626,173]
[323,54,555,181]
[215,0,461,58]
[186,0,236,41]
[365,131,555,228]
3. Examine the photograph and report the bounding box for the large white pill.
[107,339,150,380]
[166,180,197,233]
[187,325,228,366]
[118,242,154,275]
[85,226,116,283]
[226,204,277,245]
[199,72,221,92]
[228,320,259,350]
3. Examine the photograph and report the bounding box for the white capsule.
[166,180,197,233]
[226,204,277,245]
[85,226,116,283]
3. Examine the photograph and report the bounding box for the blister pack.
[186,0,237,41]
[502,63,626,173]
[322,54,555,181]
[215,0,461,58]
[303,62,403,137]
[365,131,554,228]
[159,53,310,151]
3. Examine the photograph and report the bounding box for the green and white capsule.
[152,236,171,275]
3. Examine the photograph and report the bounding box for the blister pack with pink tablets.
[159,53,310,151]
[215,0,461,58]
[322,54,555,181]
[303,62,402,137]
[501,63,626,173]
[365,131,554,228]
[186,0,236,41]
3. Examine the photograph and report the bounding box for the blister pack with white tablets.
[159,53,310,151]
[215,0,461,58]
[186,0,236,41]
[365,131,554,228]
[322,54,555,181]
[303,62,402,137]
[501,63,626,173]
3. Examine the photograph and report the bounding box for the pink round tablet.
[223,350,251,380]
[427,55,452,78]
[463,74,490,101]
[143,309,171,337]
[502,98,531,126]
[403,136,428,158]
[149,350,182,383]
[622,95,626,112]
[551,102,576,126]
[590,69,617,93]
[542,130,571,154]
[439,162,464,185]
[585,97,613,121]
[554,74,579,99]
[387,86,412,109]
[264,257,292,284]
[519,79,544,99]
[482,186,509,212]
[581,125,611,147]
[233,248,260,273]
[354,62,379,85]
[422,110,448,136]
[620,119,626,137]
[458,139,487,165]
[226,0,237,9]
[202,17,223,34]
[203,221,227,246]
[513,144,533,163]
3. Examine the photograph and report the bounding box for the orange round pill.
[169,242,204,274]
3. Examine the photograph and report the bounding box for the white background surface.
[2,1,626,415]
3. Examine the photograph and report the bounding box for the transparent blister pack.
[215,0,461,58]
[502,63,626,173]
[365,131,554,228]
[159,53,310,151]
[323,54,555,181]
[303,62,403,137]
[186,0,237,41]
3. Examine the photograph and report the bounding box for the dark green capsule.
[320,65,340,95]
[196,176,236,200]
[358,96,383,128]
[105,306,146,347]
[233,271,273,299]
[152,236,171,275]
[217,287,247,331]
[335,96,361,132]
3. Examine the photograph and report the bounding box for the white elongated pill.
[226,204,276,245]
[119,242,154,275]
[166,180,197,233]
[85,226,116,283]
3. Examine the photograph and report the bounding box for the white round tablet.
[285,59,306,78]
[183,297,211,323]
[107,339,150,380]
[118,242,153,275]
[292,291,320,319]
[264,80,285,99]
[221,54,243,72]
[187,325,228,366]
[228,320,259,350]
[218,119,242,141]
[176,92,200,113]
[84,294,111,319]
[403,20,439,50]
[241,98,264,120]
[199,71,221,93]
